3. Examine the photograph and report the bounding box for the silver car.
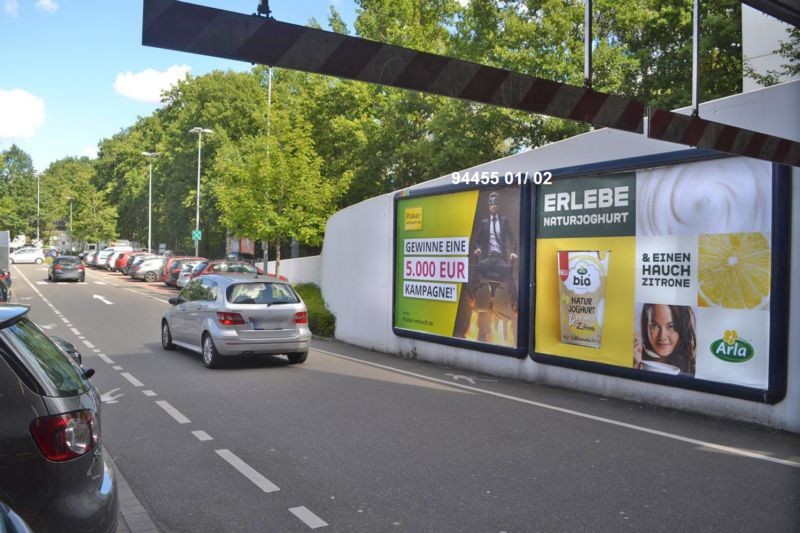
[129,257,165,282]
[161,274,311,368]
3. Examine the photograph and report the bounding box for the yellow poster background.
[535,236,636,367]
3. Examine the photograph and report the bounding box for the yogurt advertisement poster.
[535,157,774,390]
[395,187,522,349]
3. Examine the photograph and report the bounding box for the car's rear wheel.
[161,321,175,350]
[202,334,222,369]
[35,258,43,264]
[287,351,308,364]
[144,271,157,282]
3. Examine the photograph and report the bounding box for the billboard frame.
[530,149,790,404]
[392,181,532,358]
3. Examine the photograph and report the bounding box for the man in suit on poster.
[453,191,518,341]
[472,191,518,299]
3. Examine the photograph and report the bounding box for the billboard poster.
[394,186,522,351]
[535,156,776,391]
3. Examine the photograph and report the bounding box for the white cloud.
[80,145,98,159]
[0,89,45,139]
[113,65,191,104]
[35,0,58,13]
[4,0,19,16]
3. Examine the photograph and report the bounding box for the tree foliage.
[4,1,745,254]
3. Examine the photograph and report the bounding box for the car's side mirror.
[168,297,183,305]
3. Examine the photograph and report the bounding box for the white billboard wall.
[320,80,800,432]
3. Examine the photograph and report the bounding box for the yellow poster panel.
[535,236,636,367]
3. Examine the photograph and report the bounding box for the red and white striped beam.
[142,0,800,167]
[649,109,800,167]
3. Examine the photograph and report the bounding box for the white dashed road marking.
[120,372,144,387]
[289,506,328,529]
[142,390,157,397]
[215,449,280,493]
[192,430,213,441]
[156,401,191,424]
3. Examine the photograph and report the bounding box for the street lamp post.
[189,127,212,256]
[36,172,40,245]
[66,196,73,232]
[141,152,159,253]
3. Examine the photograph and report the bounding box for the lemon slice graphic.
[698,232,770,309]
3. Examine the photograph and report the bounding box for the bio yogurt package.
[557,251,610,348]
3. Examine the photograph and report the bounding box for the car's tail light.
[54,265,63,270]
[30,410,99,462]
[294,311,308,324]
[77,264,85,270]
[217,312,245,326]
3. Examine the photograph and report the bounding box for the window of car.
[199,278,218,301]
[227,282,299,305]
[55,257,80,265]
[0,318,87,397]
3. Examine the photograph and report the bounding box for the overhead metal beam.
[648,109,800,165]
[742,0,800,28]
[142,0,643,133]
[142,0,800,167]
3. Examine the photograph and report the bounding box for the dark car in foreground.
[162,274,310,368]
[0,304,119,532]
[48,256,86,282]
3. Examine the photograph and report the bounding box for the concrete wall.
[742,5,798,92]
[259,255,322,286]
[320,80,800,432]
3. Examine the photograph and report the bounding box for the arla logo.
[710,329,754,363]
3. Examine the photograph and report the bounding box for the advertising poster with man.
[395,187,522,349]
[534,156,775,390]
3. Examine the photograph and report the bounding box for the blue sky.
[1,0,357,172]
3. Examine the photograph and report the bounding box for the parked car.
[159,256,197,284]
[8,247,44,265]
[225,251,256,263]
[0,304,119,532]
[164,257,206,287]
[48,256,86,283]
[191,260,264,279]
[161,274,310,368]
[130,257,166,282]
[95,246,132,269]
[176,263,197,289]
[114,251,144,272]
[82,251,97,265]
[124,253,157,276]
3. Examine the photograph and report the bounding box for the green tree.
[210,108,341,274]
[0,145,38,240]
[38,157,97,246]
[71,187,118,243]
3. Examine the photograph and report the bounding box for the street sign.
[192,230,202,241]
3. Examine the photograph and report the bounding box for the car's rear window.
[55,257,79,265]
[0,318,87,397]
[227,282,299,305]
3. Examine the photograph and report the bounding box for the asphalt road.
[8,262,800,532]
